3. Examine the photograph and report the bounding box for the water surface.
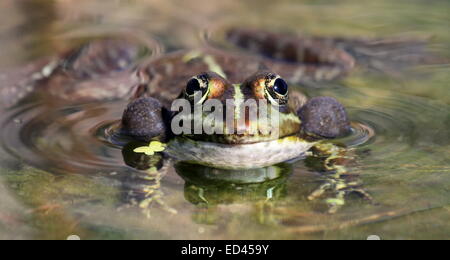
[0,0,449,240]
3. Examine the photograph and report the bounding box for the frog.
[122,69,351,169]
[1,27,438,213]
[114,29,370,213]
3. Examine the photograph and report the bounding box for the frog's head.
[177,71,301,144]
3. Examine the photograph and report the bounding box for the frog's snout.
[298,96,351,139]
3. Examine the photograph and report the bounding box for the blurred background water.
[0,0,449,239]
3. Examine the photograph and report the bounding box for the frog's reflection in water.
[177,162,290,205]
[176,162,292,225]
[121,141,292,221]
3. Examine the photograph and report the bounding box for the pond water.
[0,0,449,240]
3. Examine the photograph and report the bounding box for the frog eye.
[186,78,202,96]
[185,74,210,103]
[265,75,289,106]
[273,78,288,96]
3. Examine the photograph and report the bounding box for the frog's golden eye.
[265,74,289,106]
[185,73,210,103]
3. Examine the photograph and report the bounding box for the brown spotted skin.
[0,57,53,108]
[0,38,142,108]
[226,28,356,82]
[135,49,265,108]
[133,45,348,109]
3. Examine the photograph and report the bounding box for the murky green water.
[0,0,449,240]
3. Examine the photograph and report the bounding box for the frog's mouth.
[165,135,315,170]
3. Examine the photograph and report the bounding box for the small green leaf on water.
[133,141,167,156]
[149,141,166,152]
[133,147,153,155]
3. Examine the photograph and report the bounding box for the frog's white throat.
[165,136,315,170]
